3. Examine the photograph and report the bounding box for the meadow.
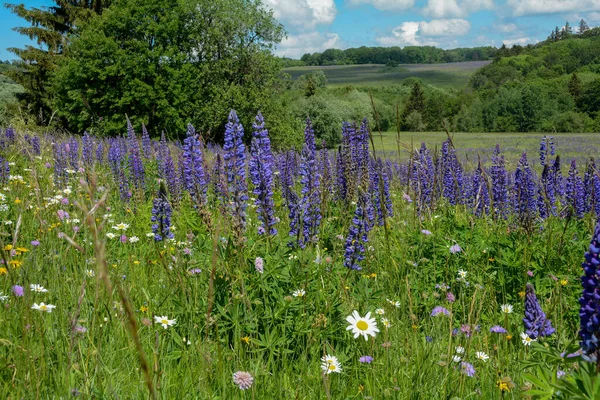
[283,61,491,88]
[0,117,599,399]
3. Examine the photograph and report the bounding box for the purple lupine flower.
[212,152,227,206]
[151,181,174,242]
[441,140,464,205]
[491,144,509,217]
[126,118,145,190]
[490,325,508,334]
[512,152,537,225]
[431,306,450,316]
[565,159,585,218]
[25,135,41,156]
[157,132,180,204]
[291,118,321,248]
[539,163,556,218]
[141,124,152,159]
[320,145,334,201]
[552,156,565,198]
[471,161,490,216]
[67,137,79,170]
[182,124,209,205]
[523,283,555,339]
[52,141,69,189]
[82,131,94,167]
[223,110,248,234]
[539,135,553,166]
[249,112,277,235]
[95,139,104,164]
[579,223,600,362]
[343,193,370,270]
[411,143,435,214]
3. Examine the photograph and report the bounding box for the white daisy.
[381,318,392,328]
[154,315,176,329]
[86,270,96,278]
[346,310,379,341]
[475,352,489,362]
[30,284,48,293]
[292,289,306,297]
[112,223,129,231]
[375,308,385,315]
[520,332,536,346]
[457,270,467,279]
[146,232,155,238]
[106,233,117,239]
[32,302,56,313]
[501,304,513,314]
[456,346,465,354]
[387,299,401,308]
[0,292,8,302]
[321,355,342,374]
[129,236,139,243]
[452,355,462,363]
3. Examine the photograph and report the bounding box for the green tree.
[568,72,582,104]
[579,19,590,34]
[401,81,425,129]
[51,0,287,142]
[5,0,111,124]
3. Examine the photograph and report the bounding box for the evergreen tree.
[568,72,583,105]
[554,27,561,41]
[401,82,426,129]
[5,1,111,124]
[579,19,590,34]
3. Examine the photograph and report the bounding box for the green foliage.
[51,0,287,143]
[299,45,497,66]
[4,1,111,125]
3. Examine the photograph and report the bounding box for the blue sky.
[2,0,600,60]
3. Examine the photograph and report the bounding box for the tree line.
[298,46,498,67]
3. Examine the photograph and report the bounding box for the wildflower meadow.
[1,116,599,399]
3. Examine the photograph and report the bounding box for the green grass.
[0,130,593,398]
[283,61,491,89]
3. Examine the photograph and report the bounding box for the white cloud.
[376,18,470,47]
[588,12,600,22]
[347,0,415,11]
[423,0,493,18]
[495,23,518,33]
[263,0,337,29]
[419,18,471,36]
[274,32,341,58]
[502,37,538,46]
[507,0,600,17]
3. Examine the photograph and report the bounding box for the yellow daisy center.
[356,320,369,331]
[328,364,336,370]
[161,319,169,325]
[40,305,47,311]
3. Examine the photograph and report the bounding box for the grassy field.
[283,61,491,89]
[370,131,600,167]
[0,125,597,398]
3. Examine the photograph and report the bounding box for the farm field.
[0,117,598,398]
[371,131,600,166]
[283,61,491,88]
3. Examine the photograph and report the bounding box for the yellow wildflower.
[9,259,23,268]
[3,244,12,251]
[140,306,148,313]
[560,279,568,286]
[0,267,7,275]
[241,336,250,344]
[14,198,21,204]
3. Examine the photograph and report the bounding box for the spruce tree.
[579,19,590,34]
[4,1,111,124]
